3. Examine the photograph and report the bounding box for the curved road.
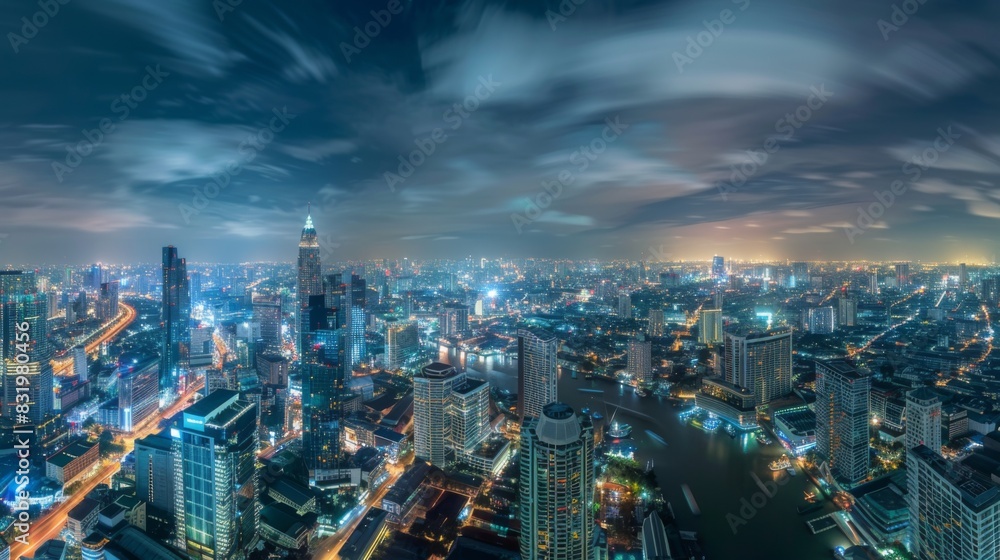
[53,303,137,375]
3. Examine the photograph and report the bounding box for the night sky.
[3,0,1000,264]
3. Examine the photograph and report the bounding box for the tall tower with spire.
[297,206,322,358]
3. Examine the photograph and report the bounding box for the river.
[441,348,853,559]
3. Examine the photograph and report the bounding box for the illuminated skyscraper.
[807,307,836,334]
[905,388,941,456]
[296,211,322,359]
[440,304,469,337]
[838,297,858,327]
[301,294,345,485]
[959,263,968,289]
[791,261,809,288]
[0,271,53,424]
[96,280,119,321]
[253,297,282,354]
[815,360,870,485]
[698,309,723,345]
[647,308,665,337]
[895,262,910,287]
[519,403,594,560]
[161,246,191,392]
[385,319,418,370]
[413,362,462,466]
[723,329,792,405]
[627,336,653,384]
[617,293,632,318]
[172,390,258,560]
[347,274,366,367]
[712,255,726,282]
[517,327,558,420]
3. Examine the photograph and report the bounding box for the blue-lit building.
[161,246,190,393]
[347,274,367,367]
[1,270,54,424]
[116,356,160,433]
[301,294,346,486]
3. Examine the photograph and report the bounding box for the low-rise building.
[46,438,99,486]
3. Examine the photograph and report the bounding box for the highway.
[53,303,137,376]
[312,466,403,559]
[9,378,204,560]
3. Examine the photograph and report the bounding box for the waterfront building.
[517,327,559,420]
[723,329,792,406]
[816,359,871,485]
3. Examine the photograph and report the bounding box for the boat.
[769,455,792,471]
[645,430,668,445]
[797,502,823,515]
[635,387,648,397]
[571,370,578,379]
[578,388,604,394]
[703,417,720,431]
[724,423,737,438]
[581,407,591,415]
[756,433,773,446]
[607,420,633,439]
[592,412,604,420]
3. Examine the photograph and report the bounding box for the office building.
[296,211,322,359]
[791,262,809,288]
[517,327,558,420]
[618,293,632,319]
[116,356,159,433]
[895,262,910,287]
[905,388,941,456]
[440,304,469,337]
[807,307,836,334]
[1,270,54,423]
[519,403,594,560]
[172,390,258,560]
[959,263,968,288]
[838,297,858,327]
[72,345,88,382]
[450,377,491,458]
[627,336,653,384]
[301,295,346,485]
[135,431,175,514]
[816,360,871,485]
[723,329,792,405]
[253,297,282,354]
[907,445,1000,560]
[96,281,119,322]
[385,319,419,370]
[698,309,723,345]
[161,246,191,392]
[712,255,726,282]
[347,274,367,367]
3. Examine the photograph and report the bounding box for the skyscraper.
[385,319,419,370]
[895,262,910,287]
[807,307,836,334]
[0,271,53,424]
[116,356,160,433]
[161,246,191,393]
[519,403,594,560]
[617,293,632,319]
[627,336,653,385]
[815,360,871,485]
[907,445,1000,560]
[791,261,809,288]
[96,280,119,321]
[296,211,322,359]
[723,329,792,405]
[301,294,345,484]
[647,308,665,337]
[905,388,941,456]
[698,309,723,345]
[959,263,968,289]
[347,274,367,367]
[135,430,175,514]
[838,297,858,327]
[72,345,87,382]
[172,389,258,560]
[517,327,558,420]
[253,297,282,354]
[413,362,463,466]
[440,304,469,337]
[712,255,726,283]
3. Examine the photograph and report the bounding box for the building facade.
[517,327,558,420]
[723,329,792,406]
[816,360,871,485]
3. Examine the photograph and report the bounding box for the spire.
[304,203,314,230]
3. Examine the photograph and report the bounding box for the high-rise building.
[96,280,119,322]
[617,293,632,319]
[981,277,999,308]
[87,264,102,290]
[385,320,419,370]
[161,246,191,393]
[647,309,665,337]
[712,255,726,282]
[907,445,1000,560]
[807,307,836,334]
[450,377,491,459]
[838,297,858,327]
[253,297,282,354]
[135,430,175,514]
[627,337,653,385]
[347,274,367,367]
[517,328,558,420]
[519,403,594,560]
[296,211,322,359]
[791,262,809,288]
[116,356,159,433]
[413,362,463,467]
[301,294,345,484]
[1,271,54,424]
[699,309,723,345]
[895,262,910,287]
[440,304,469,337]
[323,273,346,329]
[959,263,969,289]
[905,388,941,455]
[172,389,258,560]
[815,360,871,485]
[723,329,792,405]
[72,345,88,382]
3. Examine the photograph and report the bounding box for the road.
[312,466,403,559]
[53,303,137,375]
[9,378,204,560]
